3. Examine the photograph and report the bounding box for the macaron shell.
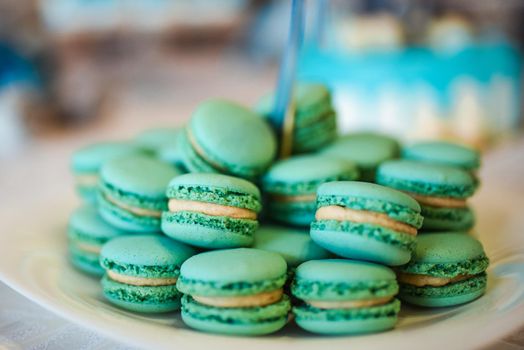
[268,201,316,227]
[69,247,104,276]
[101,275,181,313]
[189,99,277,178]
[310,223,414,266]
[161,211,256,249]
[69,205,128,242]
[181,295,290,336]
[293,299,400,335]
[71,141,143,173]
[98,193,161,233]
[420,206,475,231]
[402,141,480,170]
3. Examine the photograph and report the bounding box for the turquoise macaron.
[310,181,423,266]
[71,141,144,202]
[320,132,400,182]
[179,99,277,180]
[376,160,477,231]
[397,232,489,307]
[162,173,262,249]
[135,127,186,171]
[98,154,181,232]
[402,140,480,171]
[262,155,359,226]
[292,259,400,335]
[100,234,196,313]
[252,225,332,272]
[177,248,291,336]
[67,205,128,276]
[256,83,337,153]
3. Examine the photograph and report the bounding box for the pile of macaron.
[68,82,489,336]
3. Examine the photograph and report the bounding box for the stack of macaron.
[67,85,490,338]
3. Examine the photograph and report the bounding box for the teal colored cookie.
[311,181,422,266]
[376,160,476,231]
[177,248,290,335]
[180,99,277,180]
[71,141,144,202]
[320,132,400,182]
[397,232,489,307]
[402,141,480,171]
[291,259,400,335]
[135,127,186,171]
[98,155,180,232]
[100,234,196,313]
[67,205,128,276]
[262,155,359,226]
[162,173,261,249]
[256,83,337,153]
[252,225,331,269]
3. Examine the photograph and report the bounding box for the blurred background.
[0,0,523,158]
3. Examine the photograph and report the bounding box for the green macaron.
[135,127,186,171]
[320,132,400,182]
[256,83,337,153]
[177,248,291,336]
[292,259,400,335]
[100,234,196,313]
[262,155,359,226]
[162,173,262,249]
[67,205,128,276]
[402,140,480,171]
[310,181,423,266]
[71,141,144,202]
[98,154,181,232]
[252,225,331,271]
[179,99,277,180]
[397,232,489,307]
[376,160,477,231]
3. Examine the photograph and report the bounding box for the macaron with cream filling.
[162,173,261,249]
[177,248,290,335]
[100,234,196,312]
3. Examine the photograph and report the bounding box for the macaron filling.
[107,270,178,287]
[103,192,162,218]
[306,295,393,309]
[168,198,257,220]
[397,272,472,287]
[406,192,467,208]
[271,193,316,203]
[192,288,284,308]
[315,206,417,236]
[186,129,228,173]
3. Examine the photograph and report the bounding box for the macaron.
[292,259,400,335]
[177,248,291,336]
[162,173,262,249]
[71,141,143,202]
[98,154,180,232]
[397,232,489,307]
[100,234,196,313]
[402,140,480,172]
[262,155,359,226]
[256,83,337,153]
[135,127,186,171]
[320,132,400,182]
[310,181,423,266]
[376,160,476,231]
[252,225,331,273]
[179,99,277,180]
[67,205,128,276]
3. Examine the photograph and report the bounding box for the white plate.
[1,141,524,350]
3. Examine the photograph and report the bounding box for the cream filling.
[104,193,162,218]
[186,129,227,172]
[315,206,417,236]
[397,272,472,287]
[73,241,102,254]
[107,270,178,286]
[307,295,393,310]
[168,199,256,220]
[192,289,283,308]
[271,193,316,203]
[406,193,467,208]
[75,174,99,186]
